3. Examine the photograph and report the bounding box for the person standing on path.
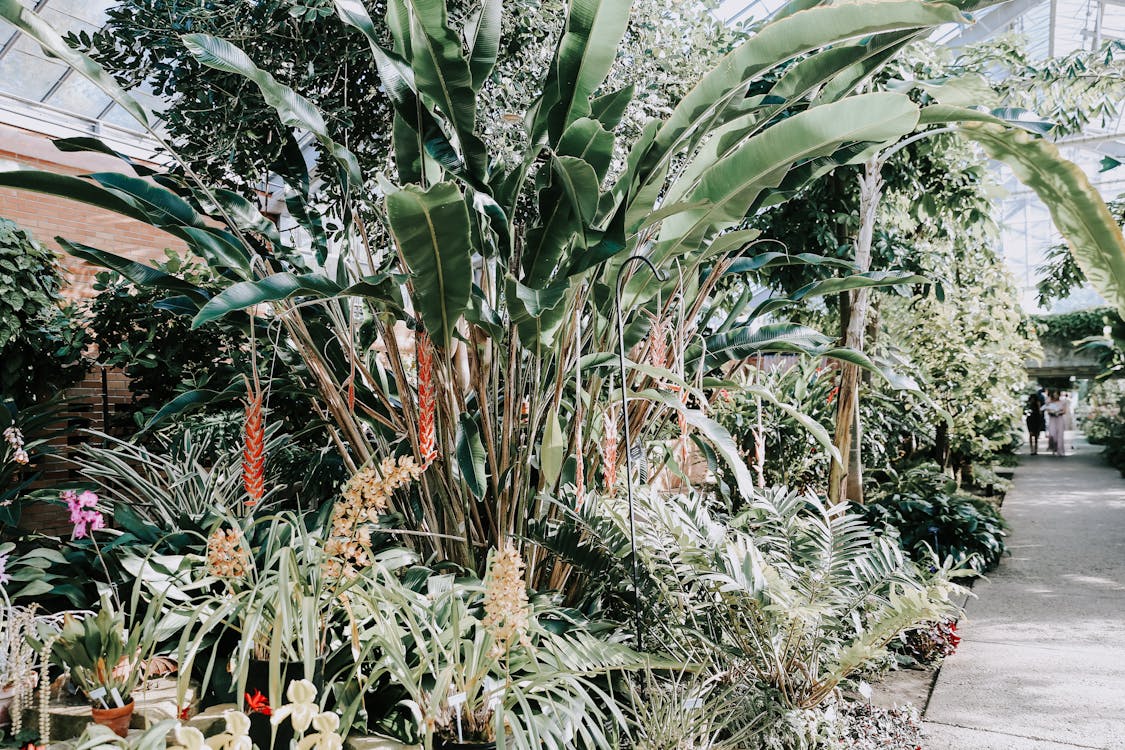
[1043,389,1069,456]
[1025,391,1046,455]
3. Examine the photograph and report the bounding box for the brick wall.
[1,124,184,534]
[0,124,184,300]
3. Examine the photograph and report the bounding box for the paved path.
[924,433,1125,749]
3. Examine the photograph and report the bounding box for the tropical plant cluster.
[2,0,1125,747]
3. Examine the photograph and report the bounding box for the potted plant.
[34,597,159,737]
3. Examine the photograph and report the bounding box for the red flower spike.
[416,330,437,468]
[179,706,191,720]
[245,689,272,717]
[243,383,266,505]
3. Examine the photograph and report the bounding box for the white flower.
[206,710,252,750]
[271,679,319,733]
[169,725,206,750]
[13,449,28,465]
[296,712,343,750]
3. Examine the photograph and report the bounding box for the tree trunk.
[829,158,883,505]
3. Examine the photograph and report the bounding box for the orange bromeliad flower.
[416,330,437,468]
[243,382,265,505]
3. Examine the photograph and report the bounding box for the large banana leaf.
[749,270,928,318]
[535,0,633,142]
[693,323,834,371]
[652,92,921,266]
[193,272,398,328]
[403,0,488,179]
[386,182,474,348]
[182,33,362,192]
[644,0,967,177]
[960,123,1125,318]
[465,0,502,91]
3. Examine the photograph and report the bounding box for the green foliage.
[0,217,89,405]
[534,486,962,724]
[861,463,1007,575]
[88,253,245,428]
[1030,306,1120,344]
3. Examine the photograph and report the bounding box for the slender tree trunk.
[829,158,883,504]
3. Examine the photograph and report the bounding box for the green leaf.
[648,0,966,170]
[750,270,928,318]
[386,182,474,349]
[540,411,566,491]
[959,123,1125,319]
[552,155,600,223]
[654,93,920,265]
[182,33,361,192]
[57,239,210,301]
[536,0,633,141]
[0,170,151,224]
[456,414,488,499]
[505,276,570,349]
[466,0,501,90]
[694,323,834,370]
[404,0,487,179]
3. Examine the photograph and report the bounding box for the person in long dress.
[1043,390,1068,457]
[1025,392,1046,455]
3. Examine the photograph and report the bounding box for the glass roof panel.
[0,47,66,101]
[45,72,111,117]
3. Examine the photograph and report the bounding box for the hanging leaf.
[456,414,488,499]
[386,182,474,349]
[541,411,566,491]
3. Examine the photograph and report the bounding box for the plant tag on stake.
[684,694,704,710]
[110,687,124,708]
[448,692,467,742]
[88,687,109,708]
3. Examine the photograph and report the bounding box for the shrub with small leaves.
[0,217,89,405]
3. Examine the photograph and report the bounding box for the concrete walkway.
[924,433,1125,749]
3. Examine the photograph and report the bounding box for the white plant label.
[684,696,704,710]
[448,692,467,742]
[88,687,108,708]
[110,687,124,707]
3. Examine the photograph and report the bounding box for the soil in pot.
[91,700,135,737]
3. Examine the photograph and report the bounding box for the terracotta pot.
[91,699,135,737]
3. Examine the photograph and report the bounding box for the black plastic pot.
[436,740,497,750]
[244,658,324,750]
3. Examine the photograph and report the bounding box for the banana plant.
[2,0,1123,579]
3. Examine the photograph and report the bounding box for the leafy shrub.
[534,485,963,746]
[87,254,246,429]
[0,217,89,405]
[862,463,1006,574]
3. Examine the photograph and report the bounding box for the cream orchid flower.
[205,710,253,750]
[271,679,319,733]
[296,711,344,750]
[168,725,206,750]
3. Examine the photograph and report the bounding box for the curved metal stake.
[614,254,668,652]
